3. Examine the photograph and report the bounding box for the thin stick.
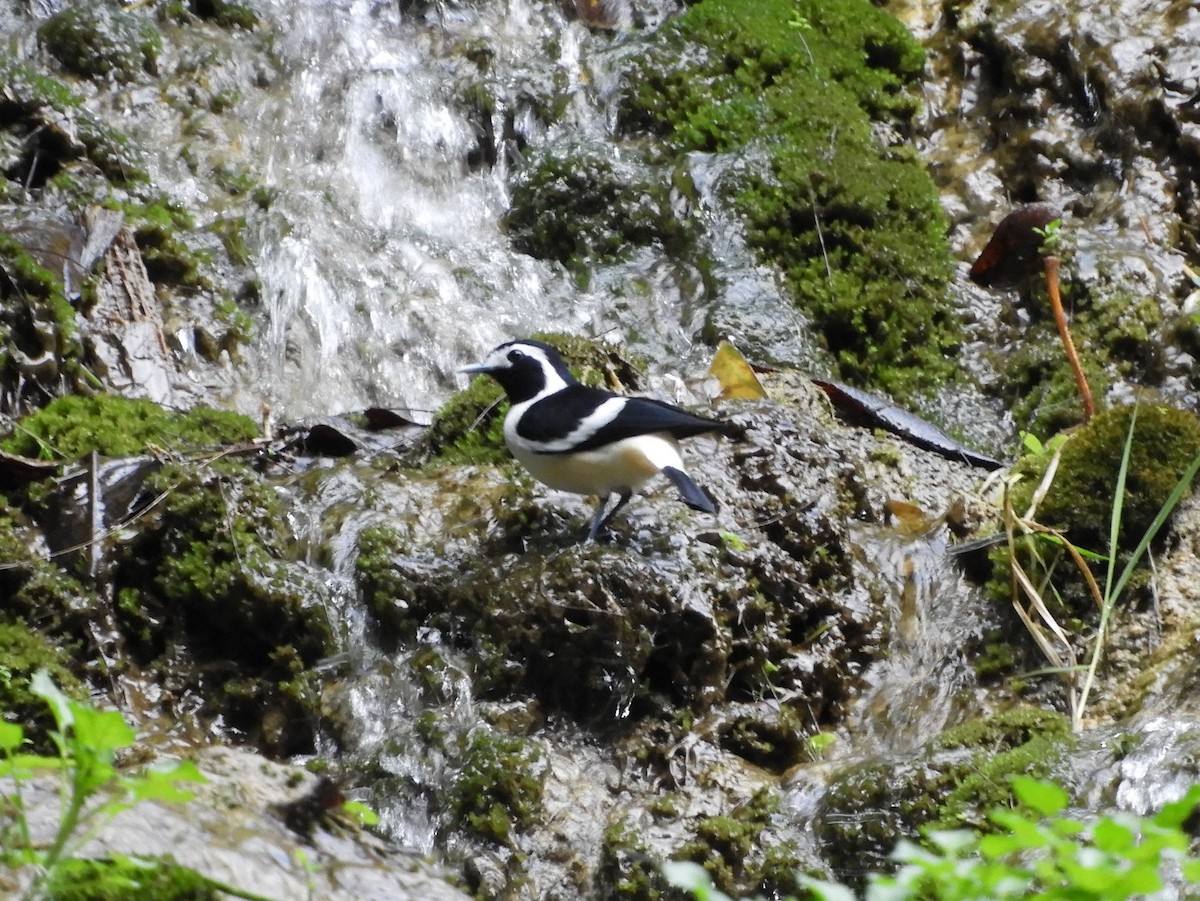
[1043,255,1095,421]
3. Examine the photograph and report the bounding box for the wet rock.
[328,367,1002,897]
[504,140,694,268]
[106,460,333,756]
[8,745,468,901]
[815,706,1074,885]
[358,404,880,730]
[38,5,162,83]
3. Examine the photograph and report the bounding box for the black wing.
[518,385,727,453]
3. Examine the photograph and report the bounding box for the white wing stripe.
[512,397,628,454]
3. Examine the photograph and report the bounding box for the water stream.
[228,0,706,423]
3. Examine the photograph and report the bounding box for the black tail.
[662,466,716,514]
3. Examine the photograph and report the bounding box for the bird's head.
[459,339,577,403]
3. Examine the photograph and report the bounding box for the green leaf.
[979,833,1024,859]
[0,721,24,754]
[1154,784,1200,830]
[1021,431,1045,455]
[807,732,837,755]
[925,829,976,855]
[1181,859,1200,882]
[341,799,379,827]
[989,809,1051,849]
[1011,776,1069,817]
[718,529,748,551]
[3,751,67,774]
[1111,863,1163,897]
[661,861,734,901]
[30,669,74,740]
[1109,446,1200,606]
[128,759,206,804]
[70,704,135,754]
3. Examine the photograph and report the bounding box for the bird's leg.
[585,490,633,542]
[597,489,633,532]
[586,493,613,543]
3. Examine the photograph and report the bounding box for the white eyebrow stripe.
[527,397,627,453]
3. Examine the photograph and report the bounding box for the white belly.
[509,432,685,497]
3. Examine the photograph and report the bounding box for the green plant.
[0,671,358,900]
[1003,405,1200,730]
[0,671,205,899]
[665,777,1200,901]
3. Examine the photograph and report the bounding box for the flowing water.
[228,0,710,423]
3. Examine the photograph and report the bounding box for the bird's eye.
[507,350,525,363]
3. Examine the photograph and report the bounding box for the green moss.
[1,394,257,461]
[45,855,220,901]
[209,216,251,266]
[0,509,104,654]
[189,0,259,30]
[1005,336,1110,438]
[994,404,1200,624]
[38,6,162,82]
[0,56,83,111]
[0,621,83,745]
[446,729,544,845]
[818,707,1073,883]
[0,230,79,348]
[716,701,809,770]
[598,821,669,900]
[110,198,207,287]
[677,788,791,897]
[214,296,254,349]
[424,373,509,466]
[974,631,1020,680]
[112,461,330,754]
[355,522,418,633]
[927,706,1073,830]
[504,142,695,267]
[1017,404,1200,553]
[619,0,955,399]
[0,55,147,186]
[213,165,257,197]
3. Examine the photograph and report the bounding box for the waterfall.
[233,0,626,421]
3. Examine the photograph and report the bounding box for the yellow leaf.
[708,340,767,400]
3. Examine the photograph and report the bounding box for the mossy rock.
[999,275,1162,438]
[674,787,808,899]
[0,231,83,403]
[618,0,957,400]
[504,140,695,267]
[111,197,210,288]
[1016,403,1200,553]
[0,510,104,650]
[0,54,147,187]
[1003,335,1110,439]
[445,728,545,846]
[420,332,644,467]
[816,706,1073,884]
[186,0,260,30]
[598,821,675,900]
[38,6,162,83]
[1,394,258,461]
[111,460,331,755]
[355,504,866,731]
[0,621,84,748]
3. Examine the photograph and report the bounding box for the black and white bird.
[460,338,730,542]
